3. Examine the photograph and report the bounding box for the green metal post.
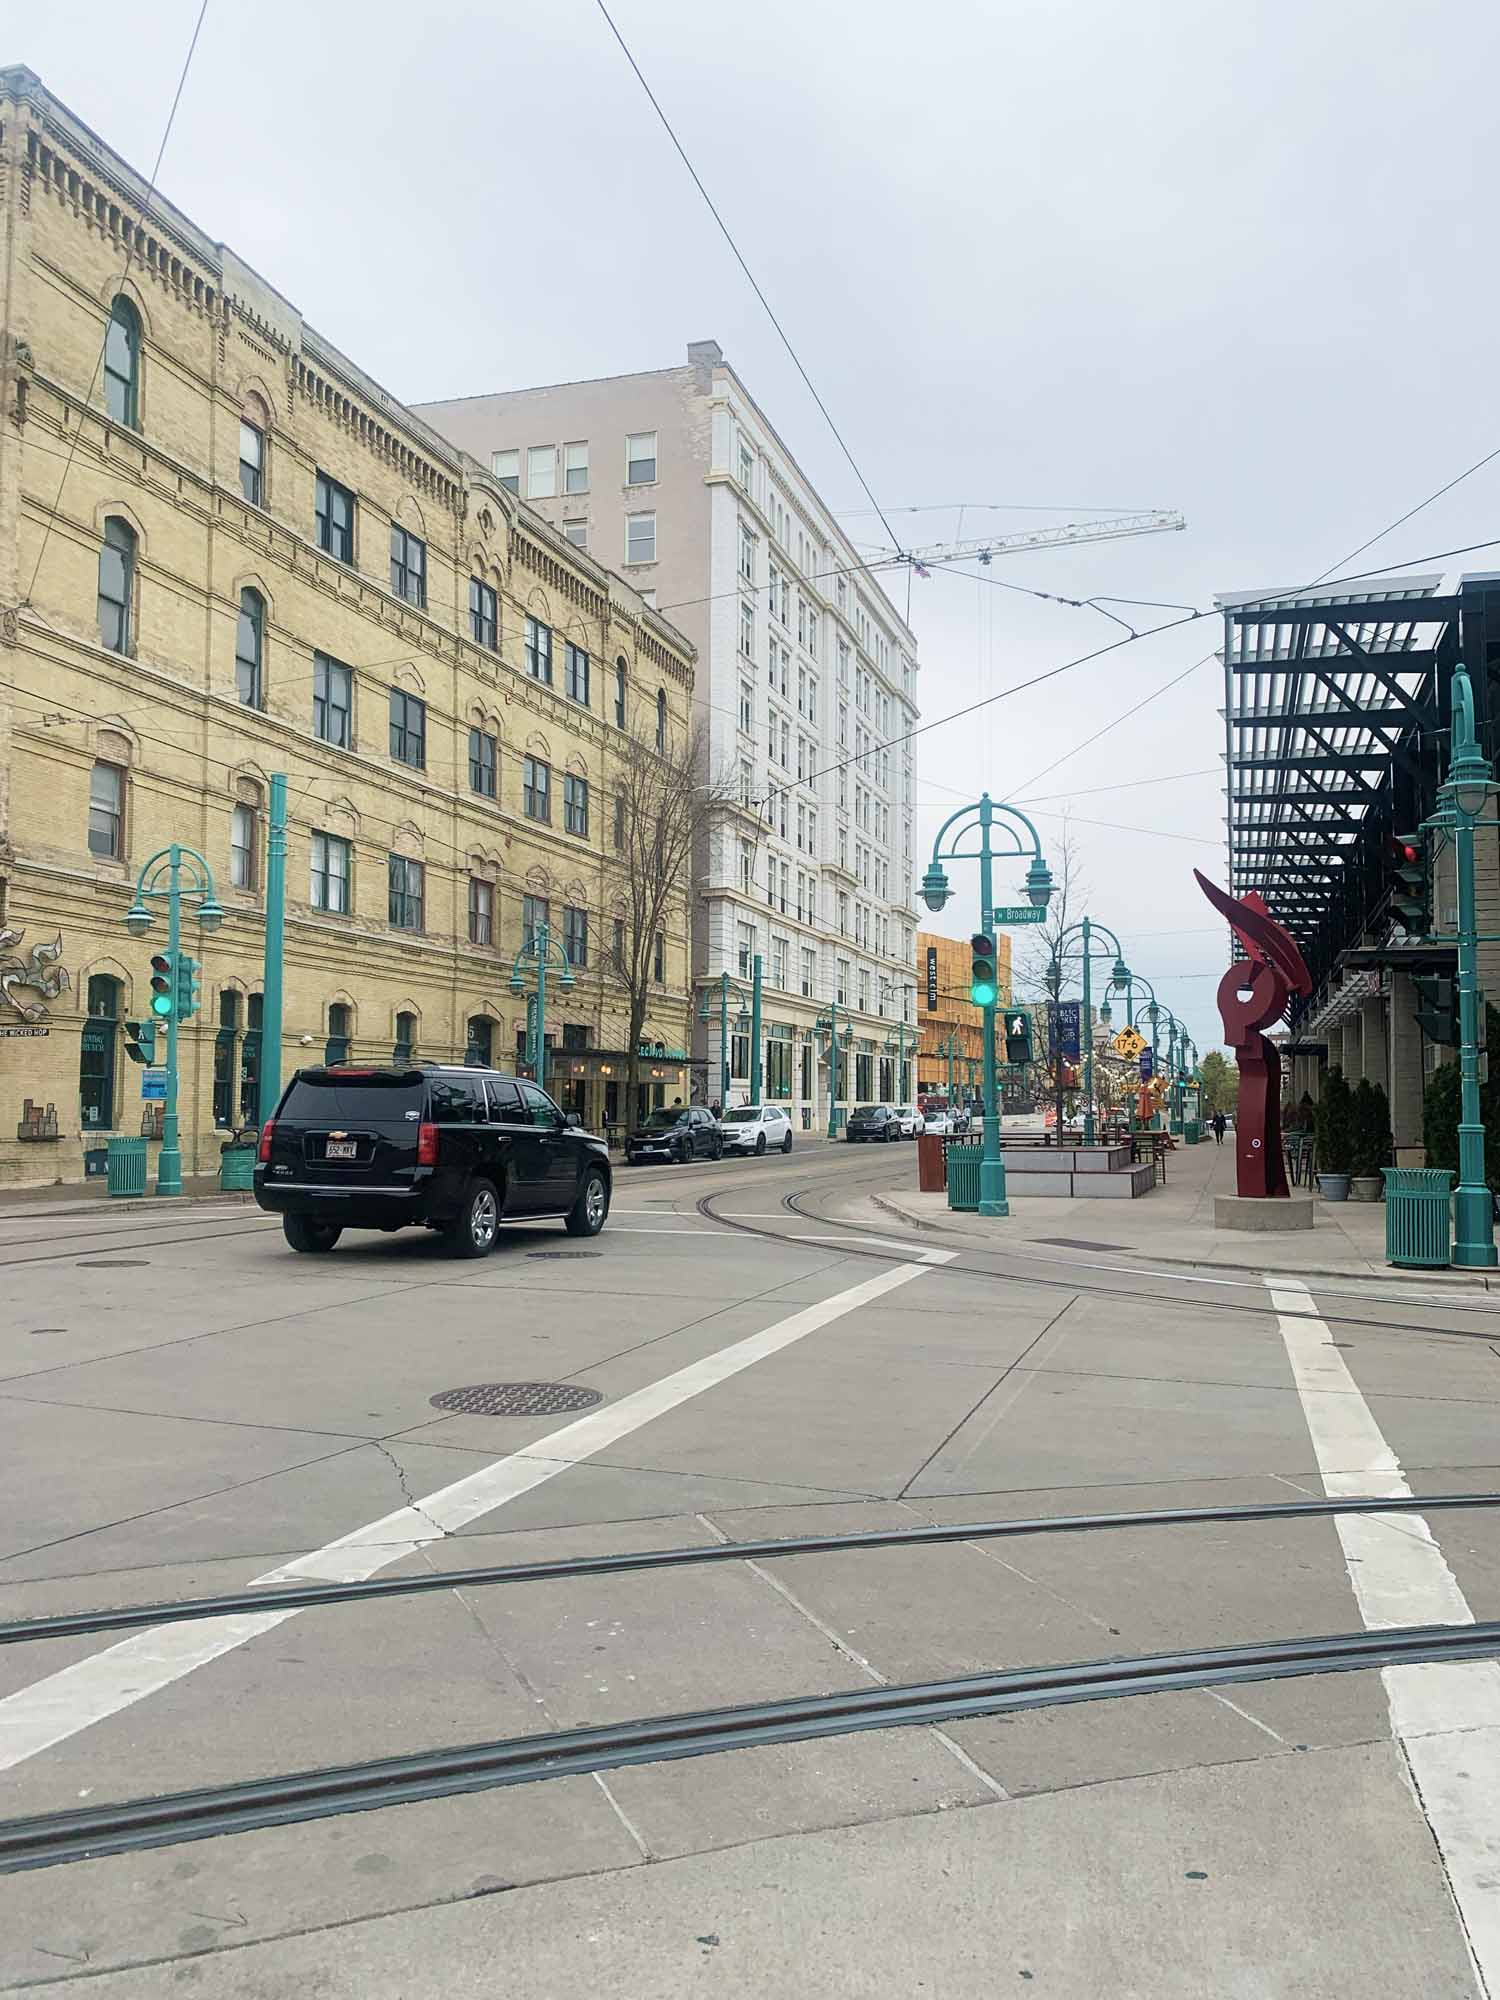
[1447,662,1498,1267]
[535,925,549,1097]
[157,846,184,1197]
[259,773,287,1124]
[976,795,1008,1216]
[827,1001,839,1139]
[751,954,763,1107]
[946,1033,954,1105]
[718,971,730,1109]
[1081,914,1095,1147]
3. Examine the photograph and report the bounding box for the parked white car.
[893,1105,926,1138]
[922,1110,952,1136]
[719,1103,794,1155]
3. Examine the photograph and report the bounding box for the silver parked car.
[719,1103,794,1155]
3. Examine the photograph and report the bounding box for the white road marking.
[1270,1273,1500,1994]
[607,1227,739,1237]
[0,1259,936,1773]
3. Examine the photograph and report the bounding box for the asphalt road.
[1,1143,1499,1996]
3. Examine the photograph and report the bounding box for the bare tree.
[1018,819,1089,1135]
[604,718,736,1122]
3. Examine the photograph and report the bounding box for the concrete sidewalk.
[858,1133,1496,1287]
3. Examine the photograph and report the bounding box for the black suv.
[845,1103,900,1142]
[254,1065,611,1257]
[625,1104,722,1165]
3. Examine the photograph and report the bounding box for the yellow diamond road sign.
[1111,1026,1147,1060]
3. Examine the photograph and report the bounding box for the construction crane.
[896,509,1185,568]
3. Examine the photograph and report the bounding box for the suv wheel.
[565,1167,609,1238]
[755,1131,767,1155]
[284,1215,341,1254]
[446,1179,500,1258]
[781,1130,793,1153]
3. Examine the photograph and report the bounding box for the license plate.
[325,1140,357,1160]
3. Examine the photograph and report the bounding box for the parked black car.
[626,1105,723,1165]
[254,1064,610,1257]
[845,1103,900,1143]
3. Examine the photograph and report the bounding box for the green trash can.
[105,1135,148,1199]
[1183,1119,1201,1146]
[219,1145,256,1192]
[946,1142,982,1212]
[1383,1167,1453,1268]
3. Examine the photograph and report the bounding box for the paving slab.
[46,1742,1478,1998]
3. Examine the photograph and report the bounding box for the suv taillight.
[257,1120,275,1163]
[417,1122,439,1166]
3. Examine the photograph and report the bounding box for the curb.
[864,1192,1495,1292]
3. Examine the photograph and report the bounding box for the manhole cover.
[76,1259,149,1268]
[429,1382,605,1417]
[1032,1239,1127,1254]
[526,1251,602,1260]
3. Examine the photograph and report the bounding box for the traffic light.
[1004,1010,1033,1065]
[174,952,201,1022]
[1390,834,1430,934]
[970,932,999,1007]
[148,952,175,1020]
[1412,972,1457,1045]
[123,1019,156,1066]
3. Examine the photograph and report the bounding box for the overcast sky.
[19,0,1500,1054]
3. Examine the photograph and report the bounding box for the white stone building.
[417,342,921,1127]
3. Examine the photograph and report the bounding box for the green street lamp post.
[123,844,226,1197]
[933,1026,964,1106]
[508,921,574,1098]
[920,793,1053,1216]
[698,957,762,1108]
[1431,659,1498,1267]
[814,1004,853,1138]
[258,774,288,1125]
[1047,918,1130,1146]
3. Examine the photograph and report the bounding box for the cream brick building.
[0,66,696,1188]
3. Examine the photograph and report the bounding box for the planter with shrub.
[1349,1077,1392,1201]
[1313,1066,1353,1200]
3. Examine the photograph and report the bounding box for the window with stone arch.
[655,686,667,752]
[104,296,141,429]
[80,973,123,1130]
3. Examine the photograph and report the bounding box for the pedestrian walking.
[1212,1111,1227,1145]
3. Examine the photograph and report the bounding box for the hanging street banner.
[1049,1001,1081,1060]
[1139,1050,1154,1080]
[1111,1025,1147,1061]
[990,906,1048,925]
[926,946,938,1012]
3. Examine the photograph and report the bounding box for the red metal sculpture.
[1195,871,1313,1199]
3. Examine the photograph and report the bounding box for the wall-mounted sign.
[0,1025,49,1038]
[140,1068,168,1101]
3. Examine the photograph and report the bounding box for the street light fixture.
[124,901,153,938]
[920,792,1052,1215]
[197,895,226,935]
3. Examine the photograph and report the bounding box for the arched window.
[240,394,268,506]
[325,1002,352,1066]
[235,589,264,707]
[230,802,257,890]
[655,687,667,752]
[394,1011,417,1064]
[614,657,627,729]
[104,296,140,428]
[98,517,136,654]
[466,1016,494,1067]
[241,993,264,1123]
[80,974,122,1130]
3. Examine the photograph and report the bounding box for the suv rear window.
[427,1076,489,1123]
[280,1072,424,1123]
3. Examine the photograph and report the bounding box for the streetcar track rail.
[691,1180,1500,1347]
[6,1492,1498,1649]
[5,1618,1499,1873]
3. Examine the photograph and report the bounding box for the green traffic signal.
[174,952,201,1022]
[1412,971,1457,1046]
[148,952,175,1019]
[1391,834,1430,933]
[969,932,998,1007]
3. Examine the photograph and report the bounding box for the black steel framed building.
[1220,573,1500,1162]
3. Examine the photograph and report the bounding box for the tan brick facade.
[0,68,695,1187]
[914,929,1012,1101]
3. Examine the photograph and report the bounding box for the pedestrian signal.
[123,1019,156,1065]
[1004,1012,1033,1065]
